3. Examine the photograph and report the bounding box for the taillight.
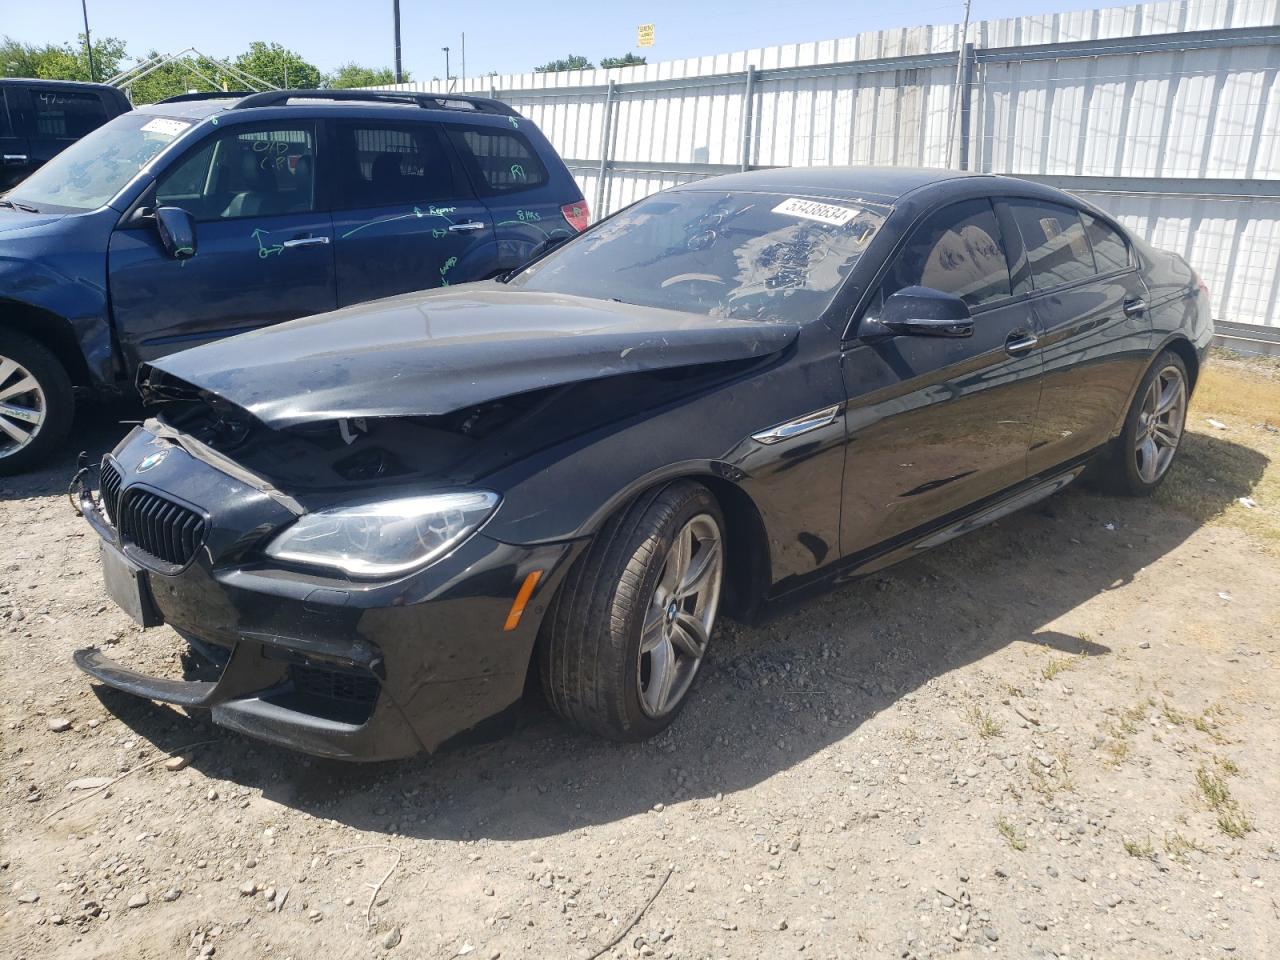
[561,200,589,233]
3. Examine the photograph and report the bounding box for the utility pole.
[947,0,973,169]
[442,46,450,89]
[393,0,403,83]
[461,33,466,88]
[80,0,96,82]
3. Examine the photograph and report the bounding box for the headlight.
[264,491,500,578]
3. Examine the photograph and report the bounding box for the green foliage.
[600,54,647,69]
[126,51,236,105]
[534,54,594,73]
[327,63,406,89]
[234,41,322,90]
[1,33,126,83]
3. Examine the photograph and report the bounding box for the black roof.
[0,77,123,92]
[670,166,981,205]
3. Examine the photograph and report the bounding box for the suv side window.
[333,121,464,208]
[30,88,108,139]
[1081,212,1130,273]
[156,124,316,221]
[875,198,1012,309]
[447,125,549,194]
[0,90,12,139]
[1006,199,1096,293]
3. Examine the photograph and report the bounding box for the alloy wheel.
[0,354,46,459]
[637,513,723,718]
[1134,363,1187,484]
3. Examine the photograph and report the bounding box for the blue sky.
[7,0,1113,79]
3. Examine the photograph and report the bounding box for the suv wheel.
[1099,349,1190,496]
[539,481,725,741]
[0,331,75,476]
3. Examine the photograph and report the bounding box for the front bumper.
[72,428,580,761]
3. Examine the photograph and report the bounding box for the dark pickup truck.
[1,78,131,189]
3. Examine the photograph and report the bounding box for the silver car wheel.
[1134,363,1187,485]
[0,354,47,459]
[637,512,723,719]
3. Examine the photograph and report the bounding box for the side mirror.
[154,206,197,260]
[865,286,974,338]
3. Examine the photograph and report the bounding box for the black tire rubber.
[1095,348,1190,497]
[0,330,75,476]
[538,480,724,741]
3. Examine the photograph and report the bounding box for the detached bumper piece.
[74,635,425,761]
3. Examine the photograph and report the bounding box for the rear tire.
[0,331,75,476]
[1096,349,1189,497]
[539,481,725,741]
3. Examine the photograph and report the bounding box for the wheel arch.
[0,299,93,389]
[1157,334,1200,392]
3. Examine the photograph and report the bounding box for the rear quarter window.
[1081,212,1130,273]
[448,125,548,194]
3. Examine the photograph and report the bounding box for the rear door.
[445,121,579,272]
[840,197,1043,558]
[999,199,1152,473]
[26,85,111,171]
[108,120,336,369]
[0,86,32,189]
[329,119,495,305]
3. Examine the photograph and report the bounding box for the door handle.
[1123,298,1148,316]
[2,154,28,164]
[448,221,486,233]
[1005,330,1039,356]
[281,236,330,248]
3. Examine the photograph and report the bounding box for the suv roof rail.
[158,91,255,104]
[229,88,518,116]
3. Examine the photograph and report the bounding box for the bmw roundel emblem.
[137,450,168,473]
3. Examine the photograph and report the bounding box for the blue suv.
[0,89,588,473]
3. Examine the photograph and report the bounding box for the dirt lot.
[2,352,1278,960]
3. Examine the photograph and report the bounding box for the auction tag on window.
[140,117,192,138]
[771,197,859,226]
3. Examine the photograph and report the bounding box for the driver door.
[839,197,1043,559]
[107,121,336,371]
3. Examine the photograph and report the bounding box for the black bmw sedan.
[72,167,1212,760]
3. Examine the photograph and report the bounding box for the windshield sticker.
[140,117,192,139]
[771,197,860,227]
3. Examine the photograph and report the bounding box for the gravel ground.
[2,363,1278,960]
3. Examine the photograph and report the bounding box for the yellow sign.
[637,23,655,48]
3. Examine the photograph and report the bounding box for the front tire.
[539,481,725,741]
[1098,349,1190,496]
[0,331,75,476]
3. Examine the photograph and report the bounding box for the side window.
[447,125,549,194]
[30,89,108,139]
[0,90,12,139]
[334,122,463,208]
[156,125,316,221]
[1007,200,1096,293]
[1081,212,1130,273]
[877,198,1012,308]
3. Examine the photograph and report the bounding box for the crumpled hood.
[143,286,800,429]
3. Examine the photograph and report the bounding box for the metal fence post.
[594,81,617,220]
[741,65,756,171]
[959,42,975,171]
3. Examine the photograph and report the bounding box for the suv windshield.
[6,112,193,212]
[511,190,887,322]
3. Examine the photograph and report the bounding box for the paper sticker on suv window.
[140,118,191,138]
[771,197,859,226]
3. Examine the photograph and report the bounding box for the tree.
[125,51,233,105]
[1,33,126,82]
[234,41,322,90]
[328,62,406,89]
[534,54,593,73]
[600,54,646,69]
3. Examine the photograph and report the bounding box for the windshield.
[6,113,194,212]
[511,189,887,322]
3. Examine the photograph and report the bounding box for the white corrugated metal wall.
[373,0,1280,328]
